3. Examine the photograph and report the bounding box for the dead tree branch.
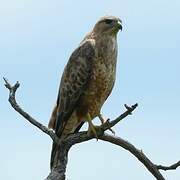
[156,161,180,171]
[100,134,165,179]
[3,78,59,143]
[100,103,138,131]
[4,78,180,180]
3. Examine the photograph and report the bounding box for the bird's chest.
[88,54,116,102]
[80,38,117,117]
[89,37,117,98]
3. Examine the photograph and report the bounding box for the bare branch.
[3,78,59,143]
[4,78,179,180]
[100,134,165,180]
[156,161,180,171]
[66,132,166,179]
[101,103,138,131]
[66,132,179,180]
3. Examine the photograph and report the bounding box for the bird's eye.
[104,19,113,24]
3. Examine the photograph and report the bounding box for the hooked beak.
[117,20,122,31]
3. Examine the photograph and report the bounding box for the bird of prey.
[49,16,122,168]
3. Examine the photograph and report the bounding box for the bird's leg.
[98,114,115,135]
[99,114,105,124]
[86,113,98,140]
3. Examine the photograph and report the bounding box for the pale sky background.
[0,0,180,179]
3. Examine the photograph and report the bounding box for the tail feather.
[50,142,57,170]
[50,111,85,169]
[50,122,85,169]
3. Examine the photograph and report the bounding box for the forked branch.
[4,78,180,180]
[3,77,58,143]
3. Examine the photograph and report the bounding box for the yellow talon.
[98,114,115,135]
[86,113,98,140]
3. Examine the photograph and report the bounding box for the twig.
[101,103,138,131]
[156,161,180,171]
[3,78,59,143]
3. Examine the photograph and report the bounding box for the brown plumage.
[49,16,122,169]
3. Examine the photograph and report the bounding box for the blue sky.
[0,0,180,179]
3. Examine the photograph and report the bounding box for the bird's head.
[93,16,122,36]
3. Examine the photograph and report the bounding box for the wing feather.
[55,40,95,137]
